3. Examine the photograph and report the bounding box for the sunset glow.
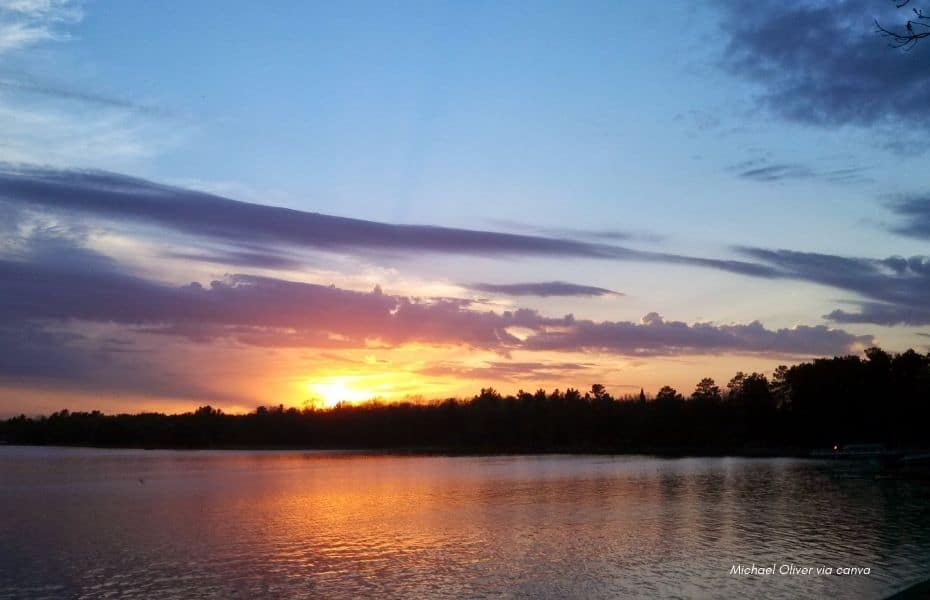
[305,376,389,408]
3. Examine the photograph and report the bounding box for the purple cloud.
[0,164,777,277]
[522,312,872,358]
[739,247,930,325]
[0,245,871,360]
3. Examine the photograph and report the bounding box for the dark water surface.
[1,448,928,599]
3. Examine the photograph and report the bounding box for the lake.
[1,448,928,599]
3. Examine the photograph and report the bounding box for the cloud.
[521,312,872,358]
[825,302,930,327]
[0,251,528,351]
[0,321,242,403]
[0,233,871,359]
[162,248,307,270]
[0,99,174,167]
[731,158,868,184]
[4,165,923,328]
[0,75,168,116]
[740,247,930,325]
[888,195,930,239]
[719,0,930,132]
[0,321,89,380]
[0,5,178,168]
[0,227,875,402]
[465,281,622,297]
[0,166,631,259]
[418,360,593,382]
[0,0,82,55]
[486,218,663,243]
[0,164,776,277]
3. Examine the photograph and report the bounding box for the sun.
[306,376,378,408]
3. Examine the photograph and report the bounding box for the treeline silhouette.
[2,347,929,453]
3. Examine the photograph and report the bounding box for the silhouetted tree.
[691,378,722,406]
[771,365,791,409]
[726,372,746,399]
[655,386,683,405]
[2,347,928,453]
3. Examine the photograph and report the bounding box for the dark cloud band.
[889,195,930,240]
[0,165,777,277]
[466,281,622,297]
[738,247,930,325]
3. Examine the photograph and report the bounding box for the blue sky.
[7,1,925,247]
[1,0,929,412]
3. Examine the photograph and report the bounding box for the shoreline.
[5,441,929,463]
[0,442,849,458]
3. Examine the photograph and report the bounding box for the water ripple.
[1,449,929,599]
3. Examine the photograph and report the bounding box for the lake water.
[1,448,928,599]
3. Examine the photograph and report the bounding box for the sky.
[1,0,930,414]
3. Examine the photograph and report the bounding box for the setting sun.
[306,376,384,408]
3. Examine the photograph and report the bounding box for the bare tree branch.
[876,0,930,49]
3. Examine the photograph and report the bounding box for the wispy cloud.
[0,3,180,168]
[418,360,593,382]
[730,158,868,184]
[465,281,622,298]
[162,248,307,271]
[0,75,169,116]
[0,103,172,166]
[487,218,662,243]
[0,0,82,55]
